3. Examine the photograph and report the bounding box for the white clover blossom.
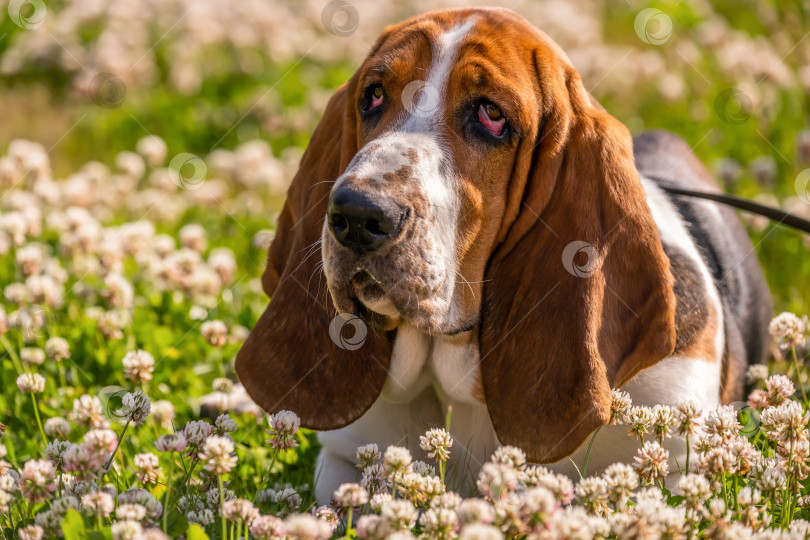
[200,435,237,475]
[17,373,46,393]
[201,319,228,347]
[122,349,155,383]
[45,337,70,361]
[44,417,71,439]
[266,410,300,450]
[333,483,369,508]
[769,312,806,350]
[118,390,151,424]
[420,428,453,462]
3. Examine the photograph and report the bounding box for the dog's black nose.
[327,187,407,253]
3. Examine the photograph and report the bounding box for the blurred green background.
[1,0,809,313]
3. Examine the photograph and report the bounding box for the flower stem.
[582,426,602,477]
[163,454,174,532]
[218,476,226,540]
[30,393,47,446]
[345,506,354,539]
[685,434,690,473]
[102,420,131,479]
[792,345,807,403]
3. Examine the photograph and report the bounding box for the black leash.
[660,185,810,235]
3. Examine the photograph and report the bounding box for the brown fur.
[237,8,678,461]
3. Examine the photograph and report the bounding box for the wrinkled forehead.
[353,8,573,144]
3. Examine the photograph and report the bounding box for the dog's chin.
[328,276,478,336]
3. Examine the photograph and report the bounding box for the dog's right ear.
[236,83,393,429]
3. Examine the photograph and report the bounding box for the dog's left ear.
[235,80,393,430]
[479,50,676,463]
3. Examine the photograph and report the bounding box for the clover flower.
[360,463,390,495]
[44,337,70,361]
[420,428,453,462]
[111,520,143,540]
[282,513,333,540]
[769,312,806,350]
[333,483,369,508]
[200,435,237,475]
[651,404,677,442]
[81,491,115,518]
[602,462,638,507]
[634,441,670,485]
[155,433,187,453]
[17,373,46,393]
[356,443,381,470]
[134,452,161,484]
[609,389,632,425]
[103,273,134,308]
[765,374,795,405]
[214,413,237,434]
[266,410,300,450]
[459,524,504,540]
[419,507,461,539]
[84,429,118,456]
[151,400,175,429]
[118,390,151,424]
[212,377,234,393]
[675,400,702,438]
[187,509,215,526]
[122,350,155,383]
[117,503,148,522]
[18,525,44,540]
[490,446,526,469]
[760,400,809,445]
[312,505,339,532]
[746,364,769,384]
[222,498,259,523]
[71,394,110,429]
[201,319,228,347]
[625,405,652,441]
[136,135,167,167]
[575,476,608,515]
[250,515,287,539]
[357,514,390,539]
[19,459,56,504]
[21,347,45,365]
[703,404,741,443]
[183,420,212,453]
[456,498,496,526]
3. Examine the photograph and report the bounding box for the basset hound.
[236,7,773,500]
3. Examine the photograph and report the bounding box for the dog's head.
[237,8,676,461]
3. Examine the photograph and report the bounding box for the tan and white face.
[321,11,540,335]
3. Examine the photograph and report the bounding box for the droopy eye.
[361,84,384,113]
[478,102,506,136]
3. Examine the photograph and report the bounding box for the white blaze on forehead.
[402,19,476,132]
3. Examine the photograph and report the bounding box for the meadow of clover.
[1,0,810,538]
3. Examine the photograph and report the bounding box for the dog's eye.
[478,102,505,136]
[361,84,384,113]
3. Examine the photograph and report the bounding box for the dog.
[235,7,772,501]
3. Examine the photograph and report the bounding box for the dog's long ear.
[236,83,392,429]
[479,48,676,463]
